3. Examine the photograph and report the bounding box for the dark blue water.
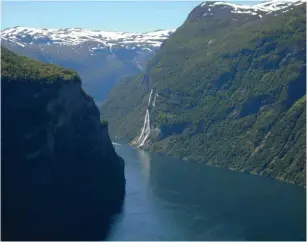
[107,144,306,241]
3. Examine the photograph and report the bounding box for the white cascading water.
[152,93,158,107]
[138,109,150,147]
[137,89,153,147]
[148,89,153,104]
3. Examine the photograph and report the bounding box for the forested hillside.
[100,2,306,186]
[2,47,125,240]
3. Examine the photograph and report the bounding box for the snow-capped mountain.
[200,0,306,17]
[1,27,174,51]
[187,0,306,32]
[1,27,174,102]
[1,0,305,103]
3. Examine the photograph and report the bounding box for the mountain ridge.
[200,0,306,13]
[100,2,306,186]
[1,27,174,50]
[1,27,174,102]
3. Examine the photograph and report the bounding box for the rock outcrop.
[1,47,125,240]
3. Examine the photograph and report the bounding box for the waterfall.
[148,89,153,105]
[137,89,154,147]
[152,93,158,107]
[134,57,144,71]
[138,109,151,147]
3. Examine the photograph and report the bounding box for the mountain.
[100,1,306,186]
[1,27,174,102]
[1,47,125,240]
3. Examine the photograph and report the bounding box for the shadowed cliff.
[1,47,125,241]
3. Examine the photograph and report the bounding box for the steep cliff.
[100,2,306,186]
[1,47,125,240]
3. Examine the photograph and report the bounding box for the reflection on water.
[136,149,151,181]
[106,145,306,241]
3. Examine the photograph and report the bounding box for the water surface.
[107,144,306,241]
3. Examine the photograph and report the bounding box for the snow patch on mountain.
[201,0,306,15]
[255,0,306,11]
[1,27,175,49]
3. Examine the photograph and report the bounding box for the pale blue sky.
[1,1,260,32]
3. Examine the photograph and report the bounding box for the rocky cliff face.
[1,47,125,240]
[100,2,306,186]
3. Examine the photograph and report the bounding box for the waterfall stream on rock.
[137,89,154,147]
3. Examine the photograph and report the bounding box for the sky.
[1,1,260,33]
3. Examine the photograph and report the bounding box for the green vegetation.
[100,74,150,142]
[100,5,306,186]
[1,46,126,241]
[3,39,155,102]
[100,119,109,127]
[1,47,80,83]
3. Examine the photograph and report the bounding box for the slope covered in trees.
[2,47,125,240]
[100,2,306,186]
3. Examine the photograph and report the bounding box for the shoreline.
[117,141,306,189]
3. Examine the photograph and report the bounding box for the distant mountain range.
[1,27,174,102]
[1,27,174,49]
